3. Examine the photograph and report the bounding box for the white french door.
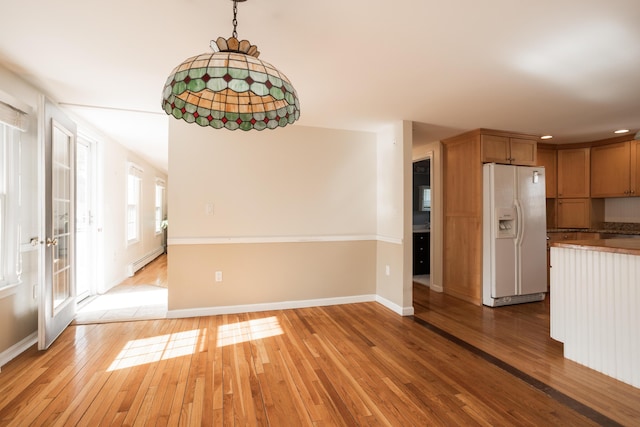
[38,99,77,350]
[75,136,96,302]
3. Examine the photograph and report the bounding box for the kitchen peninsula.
[550,238,640,388]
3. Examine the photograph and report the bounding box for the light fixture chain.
[232,0,239,39]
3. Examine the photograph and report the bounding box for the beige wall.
[169,122,377,238]
[168,120,393,314]
[373,121,414,312]
[169,241,376,312]
[374,124,404,308]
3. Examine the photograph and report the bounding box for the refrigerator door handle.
[514,198,524,294]
[514,199,524,245]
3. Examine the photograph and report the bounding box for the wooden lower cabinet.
[413,232,430,275]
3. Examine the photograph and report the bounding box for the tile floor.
[74,283,167,324]
[413,274,430,287]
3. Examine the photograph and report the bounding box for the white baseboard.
[167,294,379,319]
[167,294,414,319]
[375,295,414,316]
[430,283,443,293]
[0,332,37,372]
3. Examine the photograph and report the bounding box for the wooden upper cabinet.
[591,141,632,197]
[481,134,537,166]
[557,148,590,198]
[509,138,537,166]
[537,147,557,198]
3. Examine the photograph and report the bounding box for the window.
[127,163,143,244]
[155,179,165,234]
[0,129,6,283]
[0,100,27,291]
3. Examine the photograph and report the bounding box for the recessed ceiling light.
[614,129,629,134]
[540,135,553,140]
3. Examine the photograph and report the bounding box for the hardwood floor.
[1,262,638,425]
[413,283,640,426]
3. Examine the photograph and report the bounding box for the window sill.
[0,283,18,300]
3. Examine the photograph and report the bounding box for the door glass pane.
[52,126,72,311]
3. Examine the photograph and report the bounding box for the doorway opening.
[412,156,432,288]
[75,135,96,303]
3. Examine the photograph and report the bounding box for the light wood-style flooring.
[1,258,639,425]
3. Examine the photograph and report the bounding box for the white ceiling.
[2,0,640,172]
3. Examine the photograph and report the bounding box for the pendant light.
[161,0,300,131]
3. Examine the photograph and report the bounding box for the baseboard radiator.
[127,247,164,277]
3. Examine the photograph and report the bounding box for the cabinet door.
[510,138,537,166]
[481,135,510,163]
[557,148,590,198]
[591,141,630,197]
[557,198,590,228]
[537,148,557,197]
[413,233,429,275]
[631,141,639,196]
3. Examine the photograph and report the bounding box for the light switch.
[205,203,214,216]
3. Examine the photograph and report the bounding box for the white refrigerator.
[482,163,547,307]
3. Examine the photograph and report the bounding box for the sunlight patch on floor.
[107,328,205,371]
[217,316,283,347]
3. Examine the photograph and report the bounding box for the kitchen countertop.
[547,228,640,236]
[550,238,640,256]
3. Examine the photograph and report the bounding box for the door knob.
[46,238,58,247]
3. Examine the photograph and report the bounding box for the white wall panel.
[550,246,639,388]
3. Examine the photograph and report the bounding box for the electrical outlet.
[385,265,390,276]
[215,271,223,282]
[205,203,214,216]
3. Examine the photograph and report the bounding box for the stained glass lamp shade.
[162,36,300,131]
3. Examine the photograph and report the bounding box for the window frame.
[154,179,165,235]
[126,162,143,245]
[0,122,21,295]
